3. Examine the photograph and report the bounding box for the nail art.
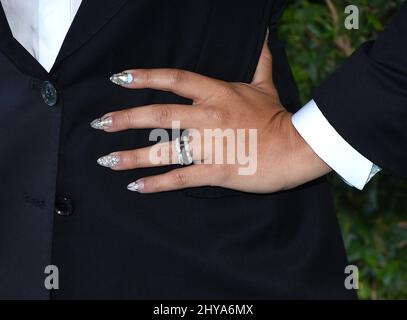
[97,154,120,168]
[110,72,134,86]
[90,116,112,130]
[127,180,144,192]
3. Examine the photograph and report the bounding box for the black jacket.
[314,2,407,178]
[0,0,353,299]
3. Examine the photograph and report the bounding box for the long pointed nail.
[90,116,112,130]
[110,72,134,86]
[97,154,120,168]
[127,180,144,192]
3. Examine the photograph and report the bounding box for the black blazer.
[314,2,407,178]
[0,0,354,299]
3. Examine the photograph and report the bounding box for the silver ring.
[175,131,193,165]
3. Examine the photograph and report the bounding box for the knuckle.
[122,109,135,127]
[154,105,172,123]
[205,106,230,122]
[129,151,139,166]
[173,171,188,187]
[216,82,234,98]
[140,69,152,84]
[169,69,186,87]
[160,143,171,163]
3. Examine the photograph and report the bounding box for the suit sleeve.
[267,0,302,113]
[313,2,407,178]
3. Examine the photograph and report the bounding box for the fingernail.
[97,154,120,168]
[90,116,112,130]
[127,180,144,192]
[110,71,134,86]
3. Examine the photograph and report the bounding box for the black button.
[55,196,74,216]
[41,81,58,106]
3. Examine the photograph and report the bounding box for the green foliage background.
[279,0,407,299]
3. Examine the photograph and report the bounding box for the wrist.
[283,114,332,189]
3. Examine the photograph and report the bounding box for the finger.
[252,38,274,88]
[97,131,205,170]
[92,104,204,132]
[127,165,220,193]
[96,142,174,170]
[110,68,223,102]
[98,141,178,170]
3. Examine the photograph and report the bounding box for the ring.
[175,131,193,165]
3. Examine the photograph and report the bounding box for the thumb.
[252,37,275,89]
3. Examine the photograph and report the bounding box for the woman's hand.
[91,42,330,194]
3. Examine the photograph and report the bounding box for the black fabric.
[0,0,354,299]
[314,2,407,178]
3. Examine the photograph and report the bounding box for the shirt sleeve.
[292,100,381,190]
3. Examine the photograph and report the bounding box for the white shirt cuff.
[292,100,381,190]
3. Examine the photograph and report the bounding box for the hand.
[91,42,331,193]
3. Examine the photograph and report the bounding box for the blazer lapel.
[0,2,10,41]
[51,0,129,72]
[0,0,129,76]
[0,3,48,77]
